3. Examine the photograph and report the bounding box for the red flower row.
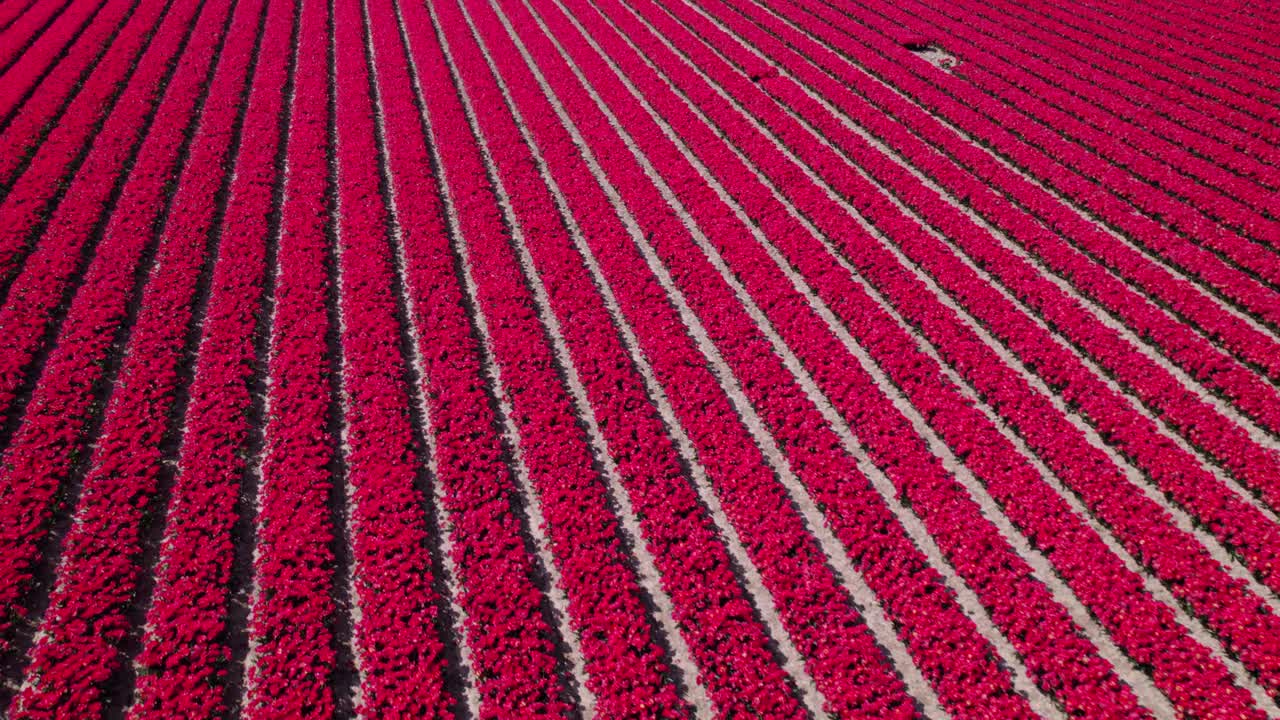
[548,0,1163,714]
[837,3,1280,414]
[0,0,73,71]
[128,0,294,711]
[0,0,178,285]
[693,0,1280,700]
[457,0,949,712]
[492,0,1066,713]
[841,3,1280,249]
[377,0,581,713]
[1019,0,1280,129]
[331,0,457,711]
[755,0,1280,354]
[5,0,262,715]
[873,0,1280,204]
[239,0,340,712]
[801,0,1280,290]
[737,0,1280,530]
[432,0,801,715]
[0,0,121,137]
[678,0,1280,606]
[0,0,228,664]
[945,0,1280,166]
[578,0,1269,707]
[0,0,41,36]
[771,2,1280,403]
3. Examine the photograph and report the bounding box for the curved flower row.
[4,0,263,714]
[0,0,233,663]
[491,0,1069,715]
[570,0,1280,707]
[666,0,1280,595]
[238,0,341,713]
[126,0,293,713]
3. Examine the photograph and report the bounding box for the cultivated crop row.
[0,0,1277,715]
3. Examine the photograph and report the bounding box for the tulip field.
[1,0,1279,713]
